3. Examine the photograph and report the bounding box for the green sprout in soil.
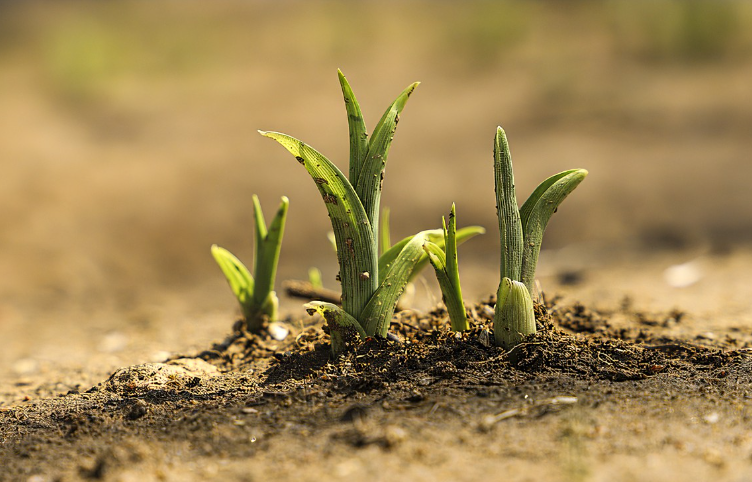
[211,195,289,332]
[493,126,587,349]
[308,267,324,290]
[423,204,470,332]
[261,71,482,356]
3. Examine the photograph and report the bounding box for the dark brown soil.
[3,300,751,482]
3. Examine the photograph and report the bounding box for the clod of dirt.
[103,358,219,396]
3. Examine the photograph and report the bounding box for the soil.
[3,296,752,482]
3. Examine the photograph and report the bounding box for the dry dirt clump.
[1,301,752,481]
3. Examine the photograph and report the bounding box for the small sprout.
[308,267,324,289]
[492,126,587,349]
[212,195,289,332]
[304,301,366,357]
[424,204,483,332]
[494,277,535,350]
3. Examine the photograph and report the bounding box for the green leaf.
[327,232,337,252]
[305,301,366,357]
[494,126,524,282]
[211,245,254,318]
[423,237,468,332]
[493,277,535,350]
[338,70,369,185]
[378,226,485,284]
[378,229,442,284]
[252,196,289,310]
[445,204,460,298]
[353,81,419,252]
[380,206,391,256]
[360,231,430,337]
[518,169,582,234]
[444,204,469,331]
[519,169,588,293]
[259,131,377,320]
[252,194,267,253]
[308,267,323,289]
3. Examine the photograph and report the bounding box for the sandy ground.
[2,1,752,480]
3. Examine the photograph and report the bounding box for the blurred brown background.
[2,1,752,386]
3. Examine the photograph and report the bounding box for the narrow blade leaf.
[338,70,369,184]
[445,204,468,331]
[445,204,461,295]
[252,194,267,253]
[494,126,524,281]
[259,131,377,319]
[378,226,485,284]
[354,81,419,248]
[378,229,442,283]
[361,231,429,337]
[519,169,588,292]
[518,169,583,234]
[253,196,289,309]
[493,277,535,350]
[305,301,366,357]
[380,206,391,256]
[423,240,469,332]
[211,245,254,317]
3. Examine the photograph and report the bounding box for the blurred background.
[2,1,752,391]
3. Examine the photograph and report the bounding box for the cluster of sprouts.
[212,71,587,356]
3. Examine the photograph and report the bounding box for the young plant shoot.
[493,126,587,349]
[423,204,473,332]
[261,71,482,356]
[211,195,289,332]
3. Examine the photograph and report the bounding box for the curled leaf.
[519,169,588,292]
[304,301,366,357]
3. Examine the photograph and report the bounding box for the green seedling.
[423,204,472,332]
[211,195,289,332]
[493,126,587,349]
[261,71,482,356]
[308,267,324,290]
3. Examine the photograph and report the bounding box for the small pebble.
[703,412,720,424]
[664,261,703,288]
[98,332,128,353]
[267,323,289,341]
